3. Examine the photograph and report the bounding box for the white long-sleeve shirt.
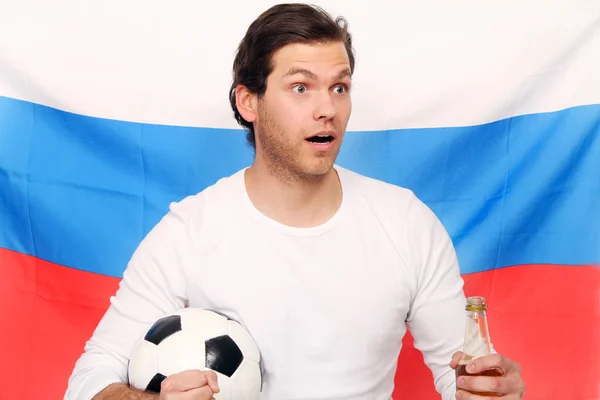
[65,165,466,400]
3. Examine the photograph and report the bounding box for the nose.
[313,91,336,121]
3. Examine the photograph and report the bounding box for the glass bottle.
[456,296,502,396]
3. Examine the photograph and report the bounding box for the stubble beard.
[255,107,340,186]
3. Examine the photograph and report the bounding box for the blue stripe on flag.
[1,96,598,277]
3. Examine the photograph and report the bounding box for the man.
[65,4,526,400]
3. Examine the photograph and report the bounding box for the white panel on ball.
[157,330,206,376]
[128,339,158,391]
[181,308,231,339]
[228,360,263,400]
[228,320,261,364]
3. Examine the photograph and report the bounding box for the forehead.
[270,42,351,77]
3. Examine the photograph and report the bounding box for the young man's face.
[254,41,352,179]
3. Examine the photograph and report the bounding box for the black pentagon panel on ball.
[146,372,167,393]
[205,335,244,377]
[144,315,182,345]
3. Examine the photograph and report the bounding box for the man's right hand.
[159,370,220,400]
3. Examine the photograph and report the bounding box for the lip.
[304,130,338,152]
[305,130,338,141]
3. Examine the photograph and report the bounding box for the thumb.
[202,369,220,393]
[449,351,463,369]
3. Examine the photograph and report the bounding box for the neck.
[244,159,342,228]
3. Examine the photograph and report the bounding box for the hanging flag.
[0,1,598,399]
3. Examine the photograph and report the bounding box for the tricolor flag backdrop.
[0,1,599,399]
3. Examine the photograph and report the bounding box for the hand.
[450,351,526,399]
[159,369,220,400]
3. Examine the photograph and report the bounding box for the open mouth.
[306,135,334,144]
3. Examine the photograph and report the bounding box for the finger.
[201,370,220,393]
[455,389,502,400]
[466,354,505,375]
[449,351,464,369]
[456,374,509,396]
[179,385,215,399]
[161,370,216,393]
[456,388,520,400]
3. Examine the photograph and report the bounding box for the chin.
[300,158,337,177]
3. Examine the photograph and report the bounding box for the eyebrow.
[283,67,352,81]
[335,68,352,80]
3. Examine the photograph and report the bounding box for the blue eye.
[293,84,307,94]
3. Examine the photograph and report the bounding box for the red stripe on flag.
[0,248,119,399]
[394,263,599,400]
[1,248,597,400]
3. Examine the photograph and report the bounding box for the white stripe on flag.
[0,0,598,130]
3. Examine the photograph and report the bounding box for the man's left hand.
[449,351,526,399]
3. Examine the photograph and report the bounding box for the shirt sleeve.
[64,201,195,400]
[404,193,466,400]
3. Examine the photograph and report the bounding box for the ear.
[235,84,258,124]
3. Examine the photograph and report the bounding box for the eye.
[292,84,307,94]
[333,84,348,94]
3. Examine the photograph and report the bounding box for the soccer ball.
[128,307,262,399]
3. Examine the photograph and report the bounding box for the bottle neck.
[461,308,492,363]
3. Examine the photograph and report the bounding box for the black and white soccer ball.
[128,307,262,399]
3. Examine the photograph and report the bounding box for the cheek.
[269,96,299,121]
[336,98,352,120]
[260,107,301,143]
[275,102,308,131]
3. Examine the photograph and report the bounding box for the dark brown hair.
[229,3,355,147]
